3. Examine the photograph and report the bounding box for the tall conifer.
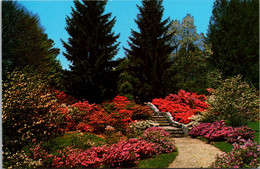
[124,0,175,102]
[206,0,259,87]
[61,0,120,103]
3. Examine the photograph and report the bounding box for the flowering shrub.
[2,70,60,153]
[3,150,44,168]
[53,89,77,105]
[141,127,176,154]
[126,120,159,138]
[49,95,153,134]
[205,75,259,126]
[52,146,108,168]
[152,90,208,124]
[49,101,111,133]
[189,120,255,143]
[211,138,260,168]
[102,95,153,132]
[165,90,208,111]
[50,139,158,168]
[104,125,126,145]
[103,138,158,168]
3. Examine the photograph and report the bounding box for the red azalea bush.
[53,90,77,105]
[189,120,255,143]
[165,90,208,111]
[102,95,153,132]
[211,138,260,168]
[152,90,208,124]
[50,95,153,134]
[50,101,111,133]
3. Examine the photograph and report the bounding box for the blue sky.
[20,0,215,70]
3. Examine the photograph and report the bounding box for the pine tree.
[206,0,259,87]
[61,0,120,103]
[2,1,62,86]
[123,0,175,102]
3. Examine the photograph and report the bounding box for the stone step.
[151,116,167,119]
[151,118,168,121]
[158,123,171,126]
[166,130,184,134]
[150,116,185,138]
[171,133,185,138]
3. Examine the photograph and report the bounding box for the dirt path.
[168,137,223,168]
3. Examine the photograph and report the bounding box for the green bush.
[204,75,259,126]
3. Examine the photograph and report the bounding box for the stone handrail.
[164,112,189,137]
[145,102,189,137]
[145,102,162,115]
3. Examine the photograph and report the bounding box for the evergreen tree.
[123,0,175,103]
[61,0,120,103]
[206,0,259,87]
[2,1,62,86]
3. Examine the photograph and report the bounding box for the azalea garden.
[2,70,260,168]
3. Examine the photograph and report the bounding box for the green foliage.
[206,0,259,88]
[2,70,60,153]
[138,151,178,168]
[117,58,135,101]
[205,75,259,126]
[123,0,175,102]
[61,0,120,103]
[2,1,62,87]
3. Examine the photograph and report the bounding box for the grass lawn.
[138,150,178,168]
[248,120,259,144]
[211,141,233,153]
[28,131,106,155]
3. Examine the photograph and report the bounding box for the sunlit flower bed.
[152,90,208,124]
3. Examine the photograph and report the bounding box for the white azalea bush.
[126,120,159,138]
[203,75,259,126]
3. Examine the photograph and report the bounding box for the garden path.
[168,137,223,168]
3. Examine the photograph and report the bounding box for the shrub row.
[189,120,255,143]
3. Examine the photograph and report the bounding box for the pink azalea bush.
[211,138,260,168]
[30,139,159,168]
[189,120,255,143]
[103,138,158,168]
[141,127,176,154]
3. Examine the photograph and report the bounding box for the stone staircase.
[150,115,185,138]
